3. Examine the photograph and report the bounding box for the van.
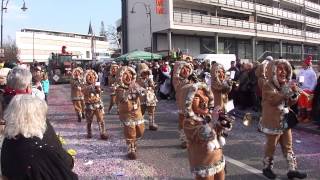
[194,54,236,70]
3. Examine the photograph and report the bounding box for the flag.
[88,21,93,35]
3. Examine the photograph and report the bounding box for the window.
[86,51,90,58]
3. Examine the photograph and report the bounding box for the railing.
[306,31,320,39]
[256,24,302,36]
[184,0,320,25]
[282,0,304,6]
[173,12,320,40]
[305,0,320,12]
[306,16,320,26]
[174,12,255,30]
[209,0,254,10]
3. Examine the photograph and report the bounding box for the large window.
[237,40,252,59]
[200,38,215,54]
[256,41,280,59]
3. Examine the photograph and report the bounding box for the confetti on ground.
[48,85,157,178]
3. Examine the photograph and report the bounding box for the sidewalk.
[232,108,320,135]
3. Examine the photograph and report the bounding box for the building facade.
[122,0,320,61]
[16,29,110,63]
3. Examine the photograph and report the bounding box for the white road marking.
[225,156,280,180]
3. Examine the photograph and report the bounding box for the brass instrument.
[242,112,253,127]
[229,80,240,87]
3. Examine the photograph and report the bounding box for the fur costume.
[255,62,269,91]
[259,59,306,179]
[136,63,158,130]
[70,67,85,122]
[173,61,194,148]
[210,63,232,111]
[82,69,108,140]
[183,82,230,180]
[107,63,119,114]
[116,66,145,160]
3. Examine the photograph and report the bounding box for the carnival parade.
[1,0,320,179]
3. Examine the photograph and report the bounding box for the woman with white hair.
[3,66,44,102]
[1,94,78,180]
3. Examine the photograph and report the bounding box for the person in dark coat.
[311,60,320,128]
[1,94,77,180]
[0,67,77,180]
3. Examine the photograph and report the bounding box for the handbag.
[285,109,299,128]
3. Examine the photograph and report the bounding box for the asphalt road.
[48,84,320,180]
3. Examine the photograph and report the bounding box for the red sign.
[156,0,164,14]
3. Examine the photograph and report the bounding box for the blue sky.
[4,0,121,41]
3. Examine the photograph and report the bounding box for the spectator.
[159,62,172,99]
[312,60,320,128]
[2,67,60,148]
[41,72,50,102]
[297,56,317,122]
[237,63,254,109]
[1,94,78,180]
[227,60,240,81]
[298,56,317,90]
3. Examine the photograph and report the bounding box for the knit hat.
[304,55,312,66]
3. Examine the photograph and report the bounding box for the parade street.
[48,84,320,180]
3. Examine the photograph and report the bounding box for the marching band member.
[107,62,119,114]
[211,63,232,110]
[137,63,158,131]
[173,61,194,148]
[183,82,232,180]
[260,59,307,179]
[82,70,109,140]
[70,67,85,122]
[116,66,145,160]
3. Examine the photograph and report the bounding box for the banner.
[156,0,164,14]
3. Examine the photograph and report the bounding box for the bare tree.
[106,25,120,49]
[2,37,19,63]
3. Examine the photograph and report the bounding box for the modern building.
[16,28,111,63]
[122,0,320,61]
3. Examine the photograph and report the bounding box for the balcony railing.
[184,0,320,25]
[306,16,320,27]
[173,12,320,41]
[305,0,320,12]
[174,12,255,30]
[282,0,304,6]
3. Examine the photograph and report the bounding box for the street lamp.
[130,2,153,55]
[1,0,27,49]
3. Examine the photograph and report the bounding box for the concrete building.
[16,28,111,63]
[122,0,320,61]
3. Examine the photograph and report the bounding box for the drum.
[297,89,314,123]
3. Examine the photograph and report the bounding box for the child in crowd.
[41,72,50,102]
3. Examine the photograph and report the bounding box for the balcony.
[306,16,320,27]
[184,0,305,22]
[173,11,255,35]
[282,0,304,6]
[183,0,320,27]
[173,12,320,43]
[305,0,320,13]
